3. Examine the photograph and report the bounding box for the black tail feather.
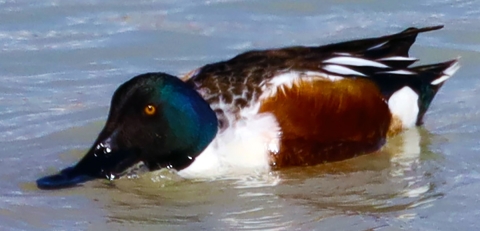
[413,59,460,124]
[313,25,444,62]
[371,58,459,125]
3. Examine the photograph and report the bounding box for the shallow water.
[1,0,480,230]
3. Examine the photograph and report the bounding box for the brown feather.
[259,78,393,167]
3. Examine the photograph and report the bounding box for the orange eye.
[144,105,156,116]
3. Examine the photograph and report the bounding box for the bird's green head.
[37,72,218,189]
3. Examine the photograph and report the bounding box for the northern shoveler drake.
[37,25,460,189]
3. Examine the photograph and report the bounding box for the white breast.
[177,111,281,179]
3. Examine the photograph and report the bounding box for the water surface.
[1,0,480,230]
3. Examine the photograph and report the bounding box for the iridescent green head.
[37,72,218,189]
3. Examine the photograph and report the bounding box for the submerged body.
[37,25,459,189]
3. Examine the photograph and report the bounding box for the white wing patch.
[388,86,419,128]
[323,56,389,68]
[304,71,343,81]
[260,70,343,100]
[380,70,416,75]
[378,56,418,61]
[323,64,366,76]
[431,59,460,85]
[318,54,422,77]
[367,41,388,50]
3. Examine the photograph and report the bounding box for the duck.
[37,25,460,189]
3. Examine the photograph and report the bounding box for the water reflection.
[79,128,444,230]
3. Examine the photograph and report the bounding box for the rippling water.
[2,0,480,230]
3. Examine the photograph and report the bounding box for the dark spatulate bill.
[36,167,94,189]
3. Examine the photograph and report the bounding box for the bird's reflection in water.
[87,128,443,230]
